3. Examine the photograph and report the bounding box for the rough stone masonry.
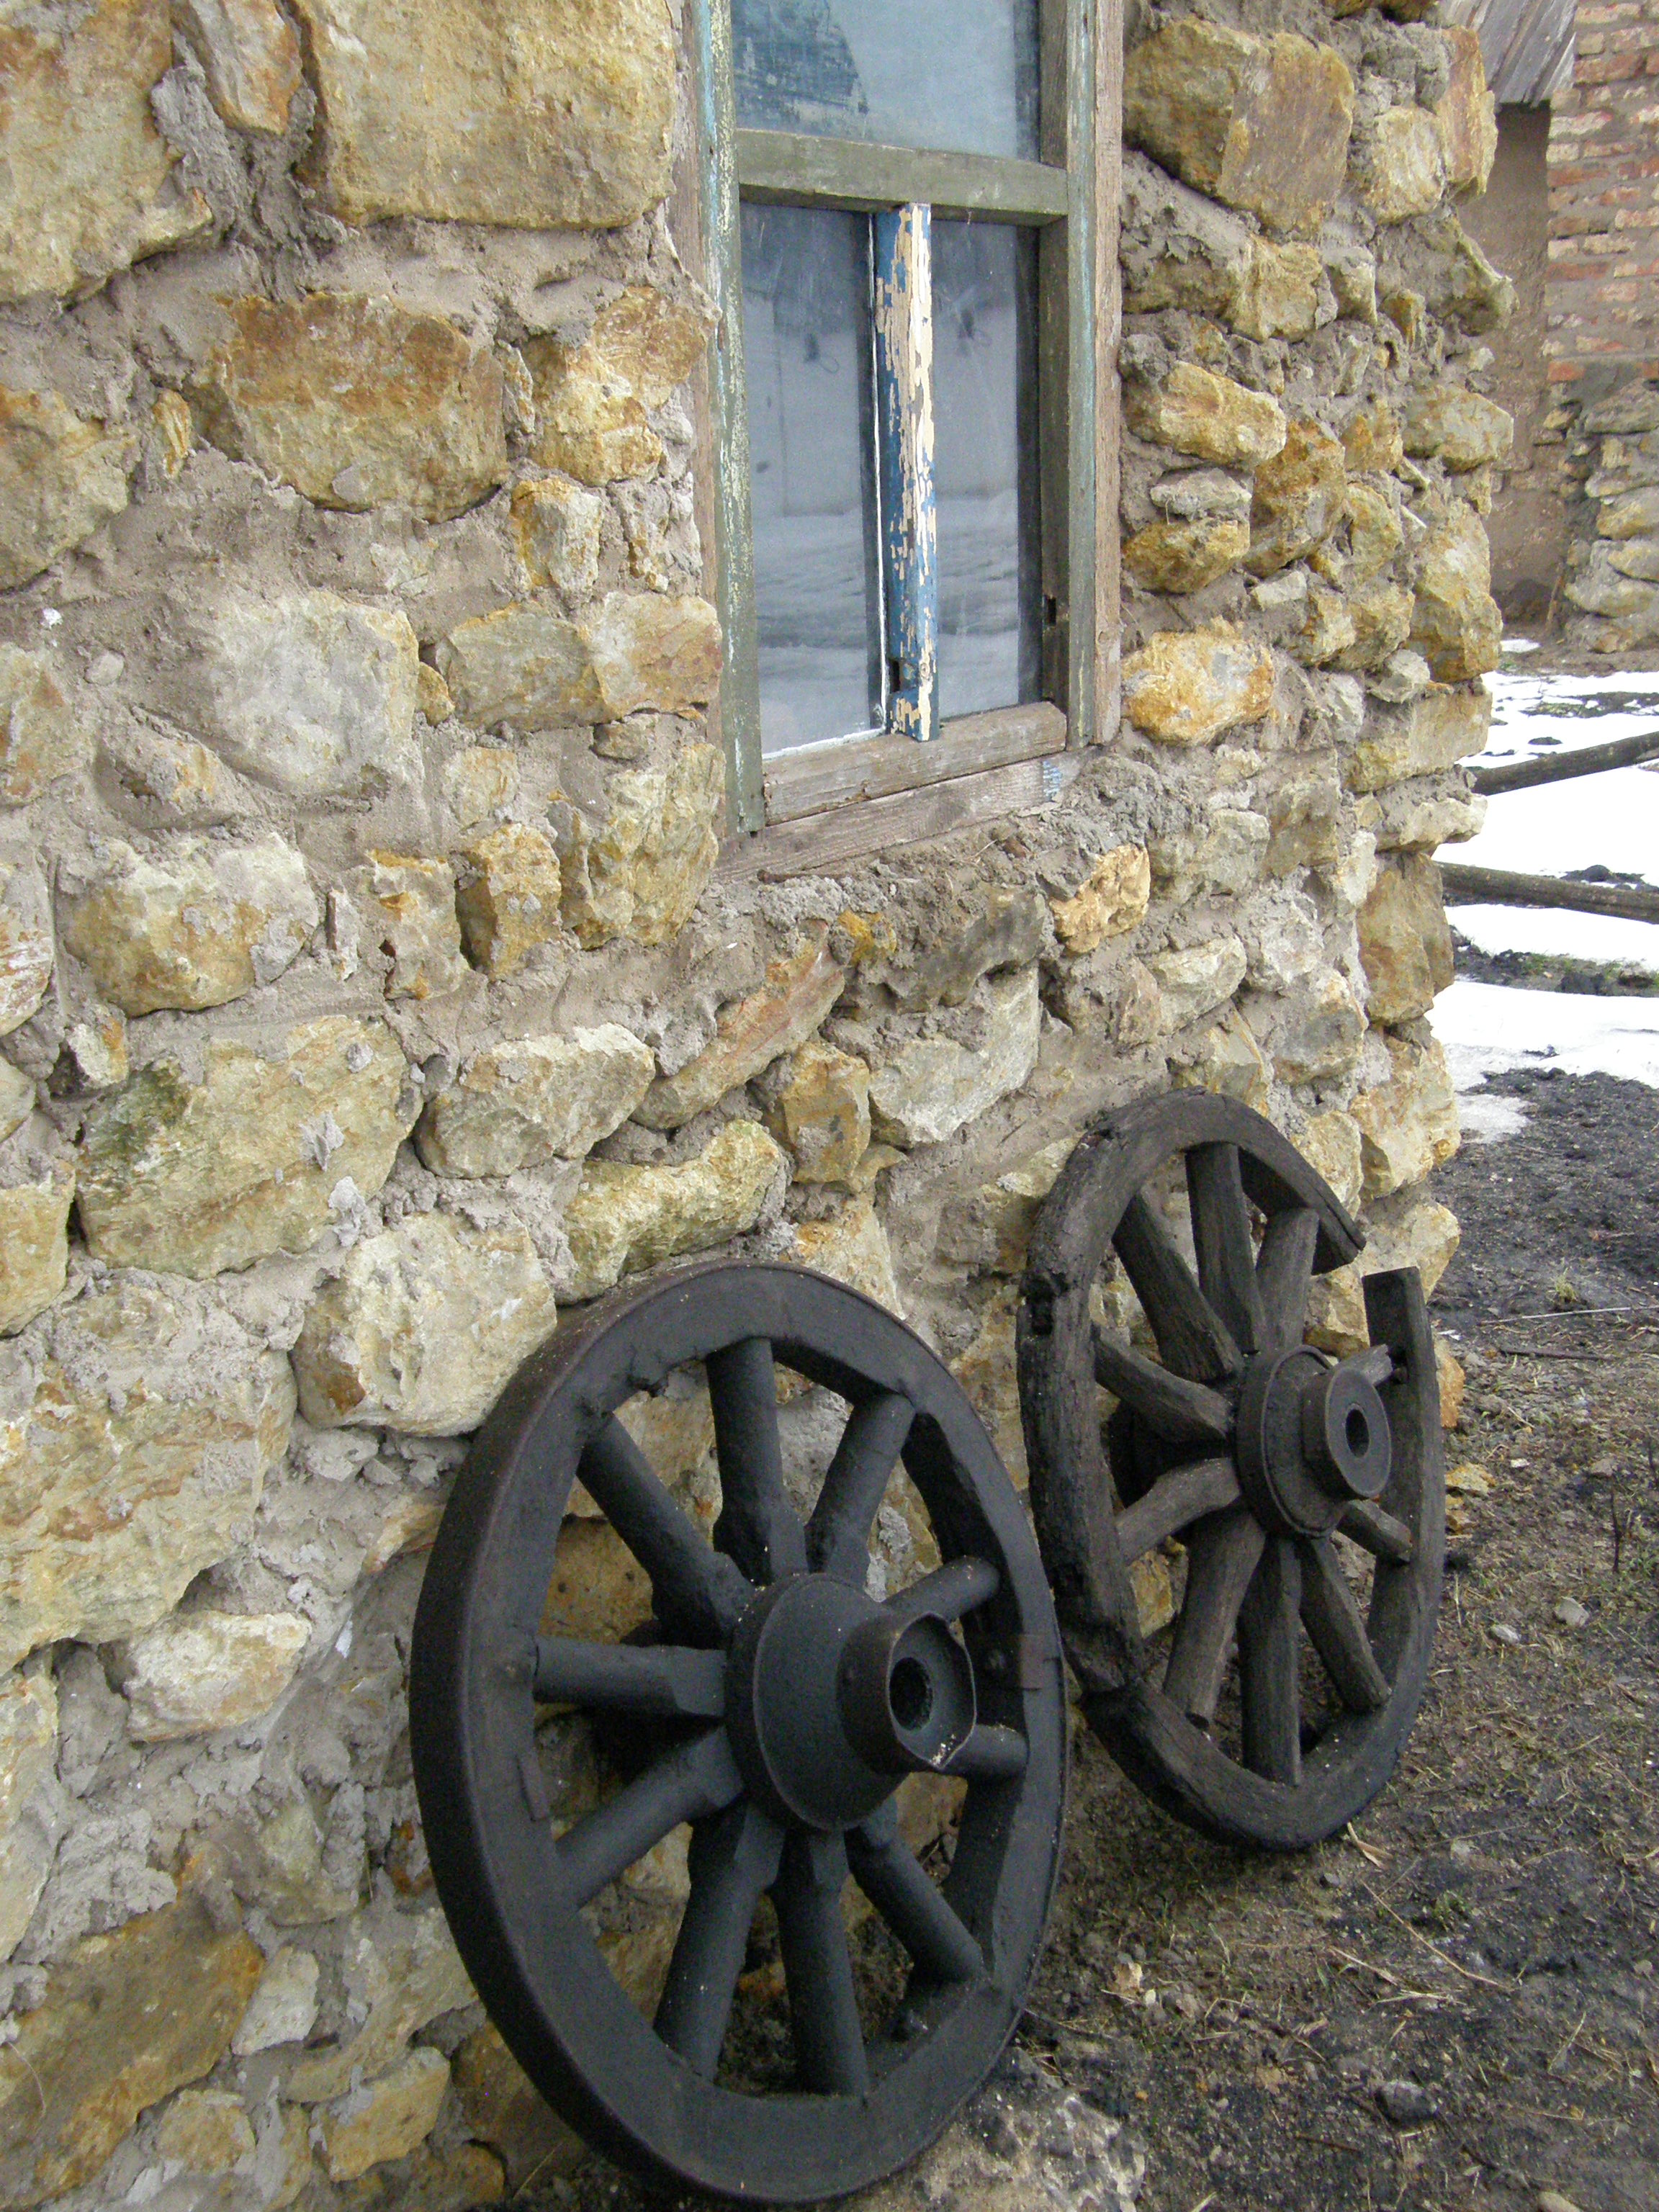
[0,0,1498,2204]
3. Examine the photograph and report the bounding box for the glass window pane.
[732,0,1039,161]
[742,203,884,757]
[932,220,1041,724]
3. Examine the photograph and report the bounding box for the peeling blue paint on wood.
[874,204,939,743]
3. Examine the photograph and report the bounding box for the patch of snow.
[1432,976,1659,1090]
[1456,1087,1530,1144]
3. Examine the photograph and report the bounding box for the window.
[692,0,1100,842]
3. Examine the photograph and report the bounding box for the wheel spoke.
[846,1801,984,1984]
[1255,1205,1319,1354]
[534,1638,726,1719]
[1161,1506,1266,1726]
[1299,1537,1390,1712]
[1186,1143,1267,1357]
[1115,1456,1241,1564]
[1112,1192,1242,1382]
[942,1725,1026,1781]
[655,1800,784,2077]
[773,1829,870,2095]
[1092,1328,1233,1447]
[806,1390,916,1583]
[1238,1538,1302,1785]
[708,1338,809,1583]
[553,1728,743,1910]
[1352,1344,1396,1388]
[1339,1499,1414,1563]
[580,1418,754,1643]
[885,1554,999,1626]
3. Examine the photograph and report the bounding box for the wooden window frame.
[689,0,1117,868]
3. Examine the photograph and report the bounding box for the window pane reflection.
[742,203,884,757]
[732,0,1039,161]
[933,221,1040,723]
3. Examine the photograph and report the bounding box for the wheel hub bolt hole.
[1345,1408,1370,1459]
[889,1655,935,1732]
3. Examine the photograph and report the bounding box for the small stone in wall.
[1171,1004,1269,1110]
[150,2087,256,2173]
[318,2045,450,2183]
[417,1025,655,1176]
[1324,239,1377,324]
[349,853,467,1002]
[1350,1032,1460,1200]
[0,1671,62,1962]
[1263,757,1341,875]
[456,823,565,980]
[1232,237,1323,343]
[1122,626,1274,745]
[1300,1108,1364,1214]
[901,889,1046,1010]
[1347,683,1489,793]
[769,1040,871,1185]
[222,1797,360,1928]
[232,1945,320,2056]
[453,2023,586,2193]
[285,1903,474,2104]
[197,295,509,523]
[0,868,53,1041]
[562,1121,788,1303]
[1248,421,1347,575]
[1306,1197,1460,1356]
[61,832,319,1015]
[295,1213,557,1435]
[0,649,82,806]
[174,0,302,133]
[1437,27,1498,192]
[1346,482,1403,583]
[1342,397,1403,477]
[511,475,603,596]
[869,968,1042,1150]
[77,1017,418,1278]
[637,940,845,1130]
[99,724,242,827]
[585,592,723,721]
[1147,938,1247,1032]
[0,1057,35,1138]
[1262,967,1367,1084]
[1410,505,1501,683]
[292,0,675,230]
[110,1610,311,1741]
[0,0,211,303]
[552,744,724,950]
[793,1197,902,1316]
[439,595,721,729]
[1297,581,1358,667]
[1123,516,1249,595]
[209,590,420,798]
[0,386,138,593]
[1357,107,1447,224]
[935,1136,1075,1277]
[1124,362,1287,469]
[0,1166,74,1337]
[1152,806,1269,902]
[1336,579,1414,673]
[1358,853,1455,1025]
[443,745,518,832]
[1372,773,1485,854]
[527,287,714,485]
[0,1871,263,2207]
[1404,389,1514,473]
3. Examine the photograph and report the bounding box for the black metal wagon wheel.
[1018,1093,1444,1851]
[411,1262,1066,2203]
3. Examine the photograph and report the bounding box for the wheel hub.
[1236,1348,1393,1538]
[725,1574,977,1831]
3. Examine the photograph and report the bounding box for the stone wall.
[0,1,1494,2206]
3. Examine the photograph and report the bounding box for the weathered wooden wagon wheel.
[1019,1094,1444,1850]
[411,1262,1066,2204]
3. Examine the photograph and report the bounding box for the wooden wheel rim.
[1017,1094,1446,1850]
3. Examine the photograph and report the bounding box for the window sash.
[692,0,1096,837]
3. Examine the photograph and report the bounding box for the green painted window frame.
[691,0,1100,839]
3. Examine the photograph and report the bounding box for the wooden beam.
[873,205,938,745]
[1470,726,1659,794]
[735,129,1069,222]
[762,701,1066,824]
[1442,861,1659,923]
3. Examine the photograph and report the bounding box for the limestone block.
[349,853,467,1002]
[0,649,82,806]
[1306,1196,1460,1355]
[1123,21,1354,235]
[0,1673,60,1961]
[209,591,419,798]
[1607,538,1659,583]
[1148,938,1247,1031]
[1051,846,1151,955]
[1243,901,1323,994]
[318,2046,449,2182]
[1373,775,1485,853]
[1296,582,1357,667]
[1123,516,1249,595]
[1357,107,1447,222]
[0,1876,261,2206]
[769,1042,871,1184]
[1148,468,1251,522]
[0,1169,73,1338]
[1565,544,1659,622]
[439,594,721,729]
[99,725,239,826]
[1151,807,1269,901]
[511,477,603,597]
[197,295,508,523]
[0,0,211,304]
[563,1121,788,1303]
[1232,239,1325,343]
[1334,579,1414,672]
[1342,398,1403,477]
[1325,240,1377,323]
[1265,765,1342,876]
[62,1007,128,1094]
[585,593,724,721]
[1411,506,1501,683]
[550,745,724,950]
[528,288,714,485]
[287,1906,472,2105]
[1584,382,1659,436]
[935,1138,1074,1278]
[1358,854,1454,1022]
[1595,485,1659,541]
[1124,364,1287,469]
[0,872,51,1044]
[453,2024,585,2193]
[444,747,518,832]
[175,0,301,132]
[1350,1033,1459,1200]
[1248,421,1347,577]
[1437,27,1498,193]
[1347,683,1490,792]
[291,0,675,230]
[1120,163,1321,341]
[294,1213,557,1434]
[901,890,1046,1010]
[793,1199,902,1316]
[62,833,318,1015]
[417,664,453,724]
[1264,967,1367,1083]
[222,1799,359,1927]
[420,1028,654,1177]
[637,943,845,1129]
[1405,389,1514,472]
[0,387,138,591]
[77,1017,417,1278]
[0,1282,293,1668]
[152,2089,255,2174]
[1122,625,1275,745]
[1436,221,1514,334]
[1346,482,1403,583]
[1300,1108,1364,1213]
[1172,1005,1270,1110]
[232,1946,320,2056]
[948,1285,1027,1485]
[455,824,565,980]
[869,969,1041,1150]
[111,1611,310,1742]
